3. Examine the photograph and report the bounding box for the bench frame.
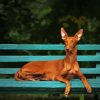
[0,44,100,99]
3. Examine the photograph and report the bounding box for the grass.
[0,94,97,100]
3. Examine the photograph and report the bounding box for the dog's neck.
[65,46,77,65]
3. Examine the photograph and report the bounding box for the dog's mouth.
[66,49,73,54]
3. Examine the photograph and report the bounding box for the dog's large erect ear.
[74,29,83,41]
[61,27,68,40]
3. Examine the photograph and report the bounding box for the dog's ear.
[61,27,68,40]
[74,29,83,41]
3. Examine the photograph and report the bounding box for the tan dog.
[15,28,92,97]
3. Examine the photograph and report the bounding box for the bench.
[0,44,100,99]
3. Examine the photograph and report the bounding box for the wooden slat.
[0,68,100,74]
[96,64,100,68]
[0,78,99,81]
[96,64,100,79]
[0,79,100,94]
[0,55,99,62]
[96,52,100,55]
[0,44,100,50]
[0,68,18,74]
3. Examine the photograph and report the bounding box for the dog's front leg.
[55,75,70,97]
[77,71,92,93]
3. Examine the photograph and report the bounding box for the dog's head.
[61,27,83,53]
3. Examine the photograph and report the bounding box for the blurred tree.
[0,0,100,44]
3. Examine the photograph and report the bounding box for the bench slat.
[0,79,99,82]
[0,68,100,74]
[0,55,99,62]
[0,79,100,94]
[0,44,100,50]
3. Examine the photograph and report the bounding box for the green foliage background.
[0,0,100,44]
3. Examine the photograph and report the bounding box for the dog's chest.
[61,63,79,80]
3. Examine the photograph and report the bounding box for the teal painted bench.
[0,44,100,96]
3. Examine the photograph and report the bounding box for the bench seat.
[0,79,100,94]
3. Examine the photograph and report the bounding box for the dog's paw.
[64,89,70,97]
[86,86,92,93]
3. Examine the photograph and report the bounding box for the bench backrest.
[0,44,100,79]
